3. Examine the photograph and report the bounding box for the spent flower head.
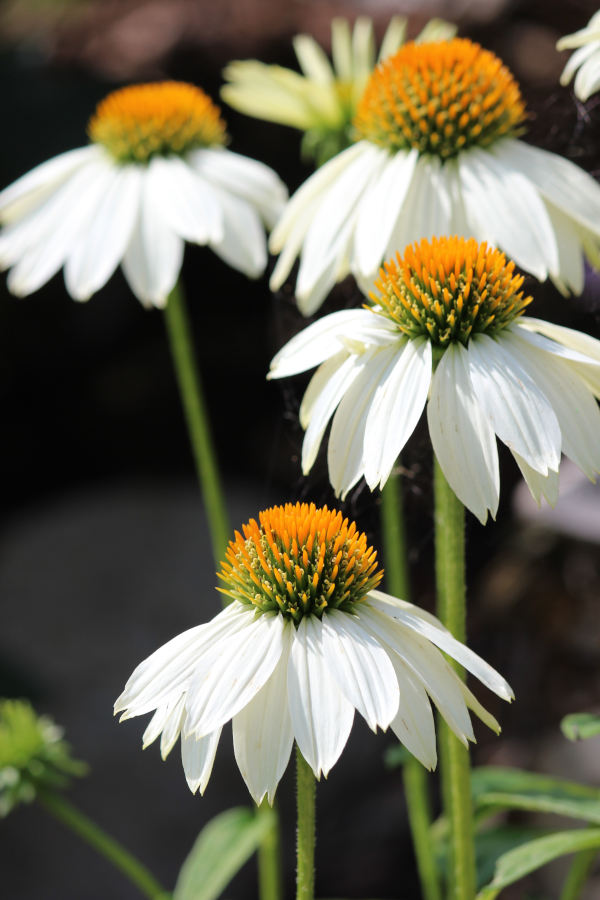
[0,699,87,817]
[116,501,512,803]
[269,37,600,315]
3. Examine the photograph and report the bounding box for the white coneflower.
[269,38,600,315]
[221,16,456,165]
[115,502,512,803]
[558,10,600,101]
[0,81,287,307]
[269,237,600,523]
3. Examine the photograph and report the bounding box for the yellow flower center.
[88,81,228,164]
[372,236,532,347]
[354,38,526,158]
[218,503,382,622]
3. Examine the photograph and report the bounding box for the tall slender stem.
[433,458,476,900]
[38,790,169,900]
[559,849,598,900]
[163,281,231,565]
[296,746,316,900]
[257,799,282,900]
[381,475,442,900]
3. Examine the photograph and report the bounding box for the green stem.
[38,790,169,900]
[381,475,441,900]
[296,746,316,900]
[433,458,476,900]
[163,281,231,565]
[559,849,598,900]
[257,799,282,900]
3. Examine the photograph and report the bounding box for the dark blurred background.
[1,0,600,897]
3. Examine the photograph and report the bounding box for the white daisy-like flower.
[115,502,512,804]
[221,16,456,165]
[0,81,287,307]
[269,37,600,316]
[268,237,600,524]
[558,11,600,101]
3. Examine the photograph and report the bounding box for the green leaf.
[471,767,600,824]
[477,828,600,899]
[173,806,274,900]
[561,713,600,742]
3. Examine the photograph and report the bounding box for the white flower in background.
[0,82,287,307]
[558,11,600,101]
[269,38,600,316]
[222,16,456,165]
[115,503,512,803]
[269,237,600,524]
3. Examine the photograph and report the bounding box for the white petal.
[331,18,353,80]
[287,616,354,778]
[363,338,432,489]
[121,175,184,307]
[208,185,267,278]
[378,16,408,60]
[427,343,500,523]
[320,609,399,731]
[0,145,100,224]
[159,695,187,759]
[513,452,560,506]
[560,42,598,86]
[293,34,335,83]
[389,655,437,770]
[544,202,585,295]
[353,149,418,277]
[574,53,600,101]
[181,728,222,795]
[189,148,287,229]
[328,345,400,498]
[146,156,223,244]
[142,694,185,754]
[386,155,454,259]
[299,350,349,428]
[268,308,396,379]
[186,611,286,738]
[368,589,452,633]
[233,625,294,805]
[64,165,142,300]
[302,352,363,473]
[351,17,376,83]
[517,318,600,364]
[467,334,561,475]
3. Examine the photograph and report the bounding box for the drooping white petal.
[115,603,248,719]
[513,452,560,507]
[467,334,561,475]
[544,202,585,295]
[516,318,600,364]
[328,345,400,498]
[299,351,349,428]
[208,185,267,278]
[459,145,559,280]
[159,695,187,759]
[560,42,599,87]
[574,53,600,101]
[287,616,354,778]
[185,611,286,739]
[232,625,294,805]
[301,352,363,473]
[65,165,142,300]
[367,589,452,633]
[388,654,437,770]
[145,155,223,245]
[363,337,432,489]
[427,343,500,524]
[320,609,399,731]
[268,308,396,379]
[0,145,100,224]
[460,682,501,735]
[142,694,185,753]
[181,728,222,795]
[121,175,184,307]
[189,147,287,229]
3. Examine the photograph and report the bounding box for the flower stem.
[433,458,476,900]
[38,790,169,899]
[381,474,441,900]
[296,745,316,900]
[559,849,598,900]
[163,280,231,565]
[257,799,282,900]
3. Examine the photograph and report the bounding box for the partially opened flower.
[269,38,600,315]
[115,503,512,803]
[558,11,600,101]
[0,81,287,307]
[222,16,456,165]
[269,237,600,523]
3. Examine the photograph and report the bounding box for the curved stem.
[257,799,282,900]
[163,281,231,565]
[381,475,442,900]
[433,458,476,900]
[559,849,598,900]
[296,746,316,900]
[38,790,169,900]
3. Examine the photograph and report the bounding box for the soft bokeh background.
[1,0,600,897]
